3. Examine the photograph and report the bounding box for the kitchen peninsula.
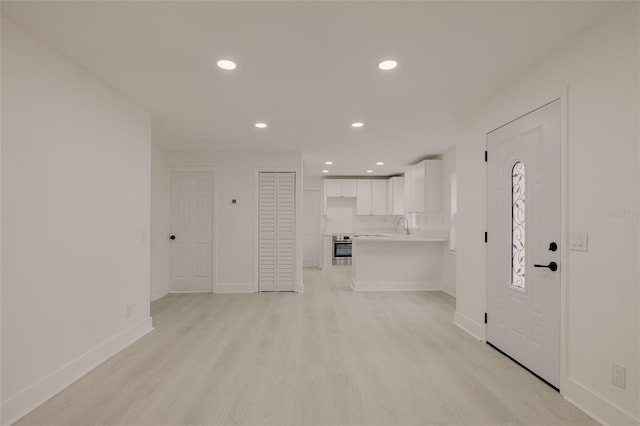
[351,233,447,291]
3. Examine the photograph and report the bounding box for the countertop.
[351,233,447,242]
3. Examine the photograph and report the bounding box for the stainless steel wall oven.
[332,235,352,265]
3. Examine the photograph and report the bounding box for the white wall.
[441,148,456,297]
[151,150,303,295]
[303,190,322,268]
[414,149,456,296]
[1,17,153,425]
[303,175,322,191]
[455,4,639,425]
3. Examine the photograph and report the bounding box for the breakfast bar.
[351,234,447,291]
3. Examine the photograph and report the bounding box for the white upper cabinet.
[371,180,387,215]
[356,179,388,215]
[404,160,442,214]
[387,176,405,215]
[324,179,342,197]
[356,180,373,215]
[341,180,357,197]
[324,179,357,197]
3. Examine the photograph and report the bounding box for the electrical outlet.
[612,362,626,389]
[125,305,133,319]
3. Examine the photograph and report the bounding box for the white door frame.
[485,90,569,392]
[167,166,217,293]
[254,168,303,293]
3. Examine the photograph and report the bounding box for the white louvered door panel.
[276,173,295,291]
[259,172,296,292]
[259,173,277,291]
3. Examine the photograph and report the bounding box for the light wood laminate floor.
[17,269,597,425]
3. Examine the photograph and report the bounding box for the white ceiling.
[2,1,615,176]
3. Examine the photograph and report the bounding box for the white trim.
[168,290,211,294]
[1,317,153,426]
[151,290,169,301]
[562,378,639,426]
[215,283,256,294]
[559,87,570,396]
[453,310,485,341]
[166,167,216,294]
[439,287,456,299]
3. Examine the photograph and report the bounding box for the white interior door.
[303,190,321,267]
[259,172,296,292]
[486,99,561,389]
[169,171,213,292]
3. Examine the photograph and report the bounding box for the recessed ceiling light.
[378,60,398,70]
[351,122,364,128]
[366,170,374,173]
[325,161,333,165]
[255,122,267,128]
[322,170,330,173]
[217,59,237,70]
[376,162,384,165]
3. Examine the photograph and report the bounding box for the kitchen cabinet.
[356,179,388,215]
[324,178,358,214]
[324,179,357,197]
[386,176,404,215]
[404,160,442,214]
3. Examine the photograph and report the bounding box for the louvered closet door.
[259,172,296,292]
[276,173,295,291]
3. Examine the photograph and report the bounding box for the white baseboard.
[2,317,153,426]
[352,280,442,292]
[296,282,304,293]
[168,290,212,294]
[562,377,639,426]
[439,287,456,298]
[215,282,256,294]
[151,290,169,301]
[453,310,485,341]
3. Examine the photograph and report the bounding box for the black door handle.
[548,242,558,252]
[170,235,176,240]
[534,261,558,271]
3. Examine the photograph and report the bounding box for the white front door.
[486,99,561,389]
[169,171,213,292]
[303,190,321,267]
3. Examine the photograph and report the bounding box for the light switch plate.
[569,231,588,251]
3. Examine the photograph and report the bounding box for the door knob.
[534,261,558,271]
[548,242,558,252]
[170,235,176,240]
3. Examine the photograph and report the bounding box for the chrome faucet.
[397,216,410,235]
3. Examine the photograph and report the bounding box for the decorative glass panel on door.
[511,161,525,290]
